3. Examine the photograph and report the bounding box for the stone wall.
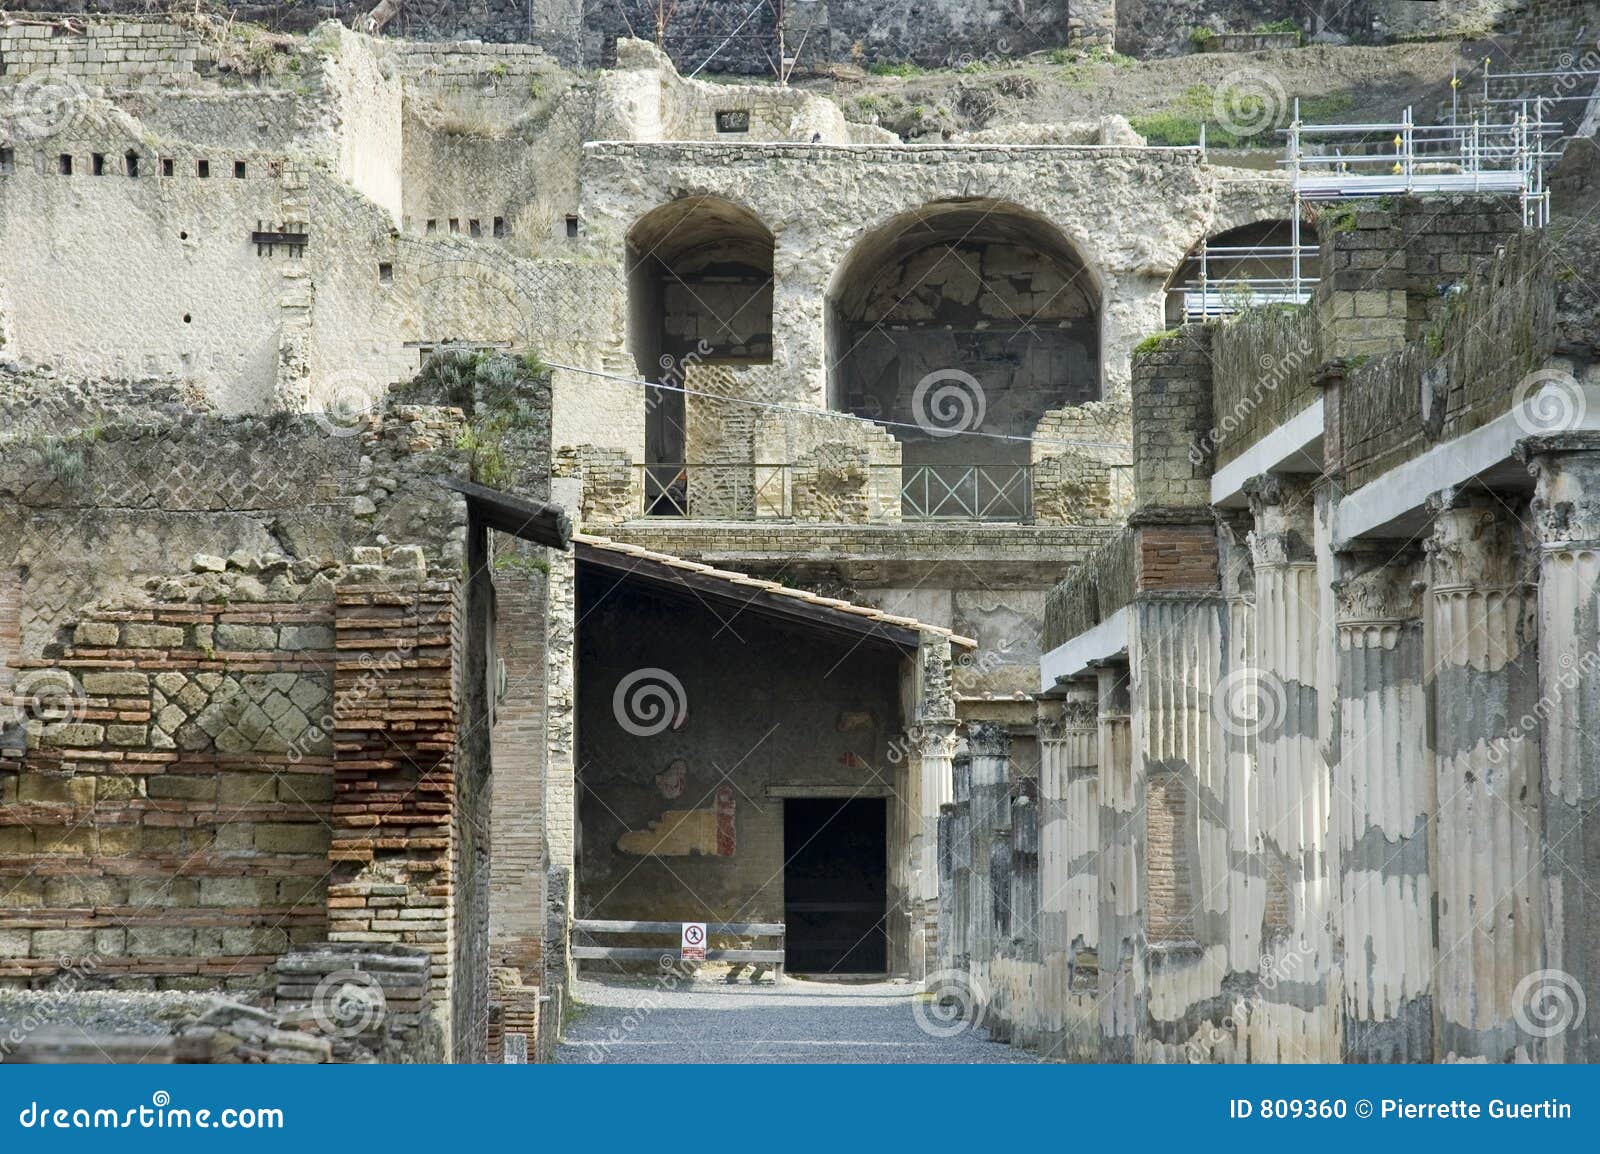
[1337,229,1555,491]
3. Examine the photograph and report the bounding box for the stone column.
[1245,475,1339,1061]
[966,721,1011,1004]
[1040,681,1100,1060]
[1217,513,1264,992]
[1333,545,1434,1062]
[1095,659,1137,1062]
[1523,435,1600,1063]
[1424,493,1544,1062]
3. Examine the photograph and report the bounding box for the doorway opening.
[783,797,887,974]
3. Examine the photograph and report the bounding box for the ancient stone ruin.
[1,0,1597,1065]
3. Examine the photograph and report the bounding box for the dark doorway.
[783,798,887,974]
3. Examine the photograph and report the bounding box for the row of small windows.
[41,152,248,179]
[422,216,508,239]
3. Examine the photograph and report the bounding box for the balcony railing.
[639,463,1034,522]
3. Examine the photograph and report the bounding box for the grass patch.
[1130,82,1288,147]
[868,60,923,78]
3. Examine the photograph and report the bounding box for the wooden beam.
[571,947,786,963]
[573,919,784,936]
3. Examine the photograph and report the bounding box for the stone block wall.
[1131,326,1213,513]
[0,18,217,84]
[1337,229,1555,490]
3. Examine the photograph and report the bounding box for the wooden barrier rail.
[571,919,785,969]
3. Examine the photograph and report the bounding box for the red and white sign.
[680,922,707,962]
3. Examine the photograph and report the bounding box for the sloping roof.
[574,532,977,651]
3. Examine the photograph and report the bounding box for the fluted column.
[966,721,1011,997]
[1246,475,1339,1061]
[1425,493,1544,1062]
[1333,545,1434,1062]
[916,722,956,904]
[1523,435,1600,1063]
[1217,513,1265,986]
[1095,660,1137,1062]
[1039,684,1099,1059]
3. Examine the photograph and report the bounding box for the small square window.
[715,109,751,133]
[492,217,506,238]
[58,154,73,175]
[196,159,210,178]
[468,219,481,238]
[565,215,579,238]
[0,147,14,176]
[378,262,393,284]
[426,219,438,235]
[448,218,459,234]
[125,152,140,177]
[91,153,106,176]
[234,160,246,179]
[161,158,174,177]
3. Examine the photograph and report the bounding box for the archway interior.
[828,201,1101,478]
[627,197,774,471]
[1164,219,1321,326]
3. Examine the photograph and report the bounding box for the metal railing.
[1170,242,1320,323]
[638,462,1034,522]
[899,463,1031,521]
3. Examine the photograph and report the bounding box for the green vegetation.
[408,350,549,489]
[1132,329,1187,357]
[867,60,923,78]
[1189,27,1216,48]
[1129,82,1282,147]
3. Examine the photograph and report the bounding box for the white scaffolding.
[1284,100,1553,227]
[1171,95,1555,325]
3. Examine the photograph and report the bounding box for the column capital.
[1332,544,1424,627]
[1245,474,1316,566]
[965,720,1011,758]
[1518,435,1600,546]
[1423,493,1531,589]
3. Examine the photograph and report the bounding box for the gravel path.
[556,975,1036,1064]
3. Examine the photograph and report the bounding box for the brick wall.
[1,594,338,991]
[1135,523,1219,593]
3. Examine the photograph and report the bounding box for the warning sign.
[680,922,707,962]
